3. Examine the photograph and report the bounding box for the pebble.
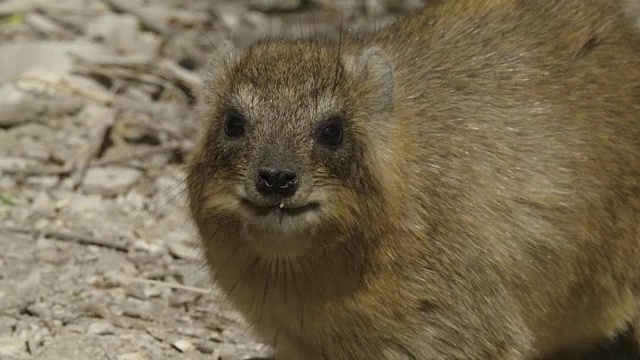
[212,343,240,359]
[170,292,200,308]
[0,156,40,171]
[0,336,27,356]
[142,285,164,298]
[66,325,84,334]
[22,301,47,317]
[0,84,33,127]
[30,192,57,219]
[131,239,166,255]
[87,321,115,335]
[82,166,143,197]
[144,326,168,342]
[166,237,197,260]
[195,340,215,354]
[84,13,160,64]
[171,339,195,352]
[0,316,17,335]
[121,300,153,320]
[117,352,148,360]
[0,176,17,190]
[25,175,60,189]
[124,283,147,301]
[248,0,301,12]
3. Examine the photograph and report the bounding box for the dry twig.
[0,162,75,177]
[68,109,117,189]
[90,144,182,167]
[120,276,212,294]
[1,225,129,252]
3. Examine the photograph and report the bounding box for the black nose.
[256,167,299,197]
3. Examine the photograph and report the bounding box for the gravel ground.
[0,0,422,359]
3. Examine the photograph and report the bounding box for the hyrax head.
[187,38,395,256]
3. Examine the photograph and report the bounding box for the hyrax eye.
[224,110,246,138]
[317,116,344,146]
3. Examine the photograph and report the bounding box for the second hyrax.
[186,0,640,359]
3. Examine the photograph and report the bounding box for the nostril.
[276,169,298,197]
[256,168,278,195]
[278,170,297,188]
[258,168,278,187]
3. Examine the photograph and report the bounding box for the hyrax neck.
[208,234,368,299]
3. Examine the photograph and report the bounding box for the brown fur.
[186,0,640,359]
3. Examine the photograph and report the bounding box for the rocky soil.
[0,0,425,359]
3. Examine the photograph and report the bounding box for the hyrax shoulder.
[186,0,640,359]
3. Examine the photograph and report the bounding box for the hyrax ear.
[198,36,239,114]
[203,35,239,87]
[343,47,395,111]
[213,36,238,69]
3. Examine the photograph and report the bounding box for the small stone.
[212,343,239,358]
[142,285,163,298]
[248,0,301,12]
[172,339,195,352]
[0,176,17,190]
[25,175,60,189]
[30,192,57,219]
[0,156,40,171]
[195,340,215,354]
[82,166,143,197]
[0,316,17,335]
[22,302,46,318]
[170,292,200,307]
[49,319,63,330]
[117,352,148,360]
[87,321,115,335]
[0,336,27,356]
[124,283,147,300]
[121,300,152,320]
[0,84,36,127]
[176,327,206,338]
[166,238,197,260]
[145,326,168,342]
[131,239,165,255]
[66,325,84,334]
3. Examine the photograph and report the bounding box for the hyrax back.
[186,0,640,359]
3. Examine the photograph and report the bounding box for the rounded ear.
[214,35,238,69]
[197,36,240,119]
[343,46,395,111]
[203,35,239,86]
[200,35,240,105]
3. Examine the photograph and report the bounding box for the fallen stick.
[1,225,129,252]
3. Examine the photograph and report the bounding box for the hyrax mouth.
[240,198,319,218]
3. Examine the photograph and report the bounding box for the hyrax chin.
[186,0,640,359]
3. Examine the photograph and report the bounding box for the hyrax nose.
[256,167,299,198]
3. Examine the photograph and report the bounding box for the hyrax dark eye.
[224,111,245,138]
[318,117,344,146]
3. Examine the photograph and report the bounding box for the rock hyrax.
[186,0,640,359]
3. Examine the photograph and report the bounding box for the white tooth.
[279,202,285,209]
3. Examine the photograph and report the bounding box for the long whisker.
[227,256,260,297]
[259,256,274,323]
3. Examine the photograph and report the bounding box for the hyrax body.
[186,0,640,359]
